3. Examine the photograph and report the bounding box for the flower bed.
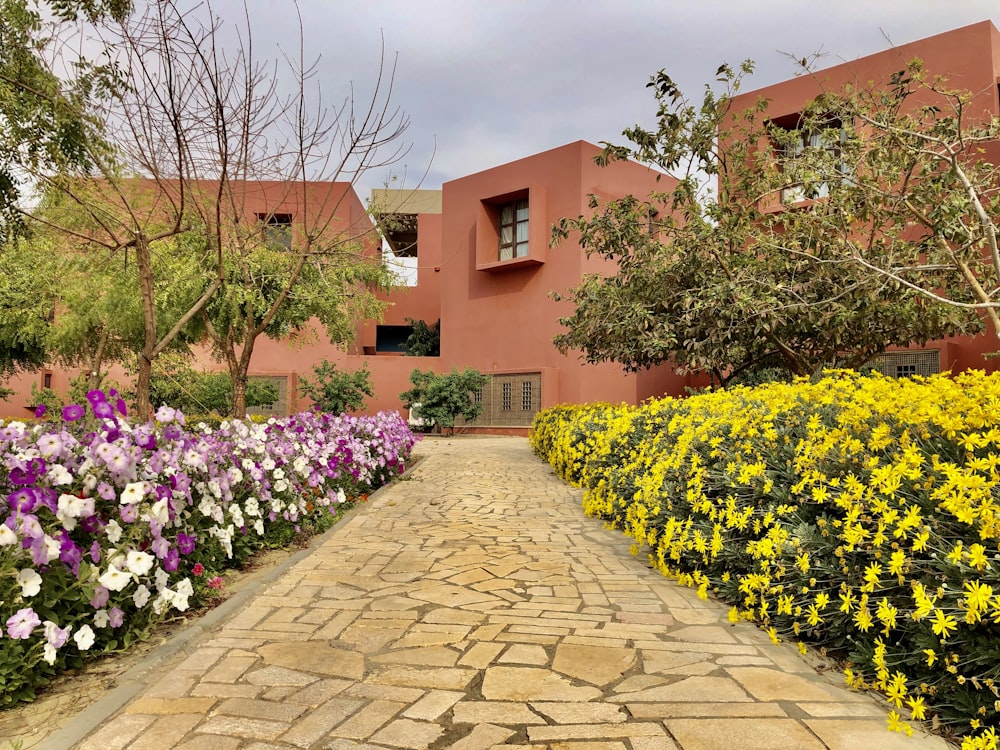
[1,392,417,707]
[531,371,1000,748]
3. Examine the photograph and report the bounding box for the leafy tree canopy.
[553,61,983,384]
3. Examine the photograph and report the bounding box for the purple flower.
[116,398,128,417]
[151,535,170,559]
[86,390,106,405]
[119,504,137,523]
[89,540,102,564]
[176,533,196,556]
[7,488,38,512]
[6,607,41,639]
[62,404,85,422]
[163,547,179,572]
[90,586,110,608]
[93,400,114,419]
[108,607,125,628]
[34,404,47,418]
[9,467,36,486]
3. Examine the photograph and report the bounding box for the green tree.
[553,62,980,384]
[400,368,490,433]
[402,318,441,356]
[298,361,373,414]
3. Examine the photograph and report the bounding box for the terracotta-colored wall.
[437,140,686,408]
[726,21,1000,376]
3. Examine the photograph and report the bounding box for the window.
[42,372,52,389]
[521,381,532,411]
[896,363,918,378]
[374,324,414,353]
[501,382,512,411]
[473,387,483,404]
[498,199,529,260]
[256,212,293,249]
[772,117,847,203]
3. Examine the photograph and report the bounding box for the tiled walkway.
[63,437,949,749]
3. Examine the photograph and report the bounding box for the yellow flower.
[968,543,990,572]
[931,608,958,640]
[888,549,906,576]
[923,649,936,667]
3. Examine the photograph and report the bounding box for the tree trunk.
[136,236,158,421]
[230,338,257,417]
[136,352,153,421]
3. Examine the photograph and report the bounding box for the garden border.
[33,454,426,750]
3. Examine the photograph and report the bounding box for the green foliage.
[399,368,490,429]
[402,318,440,356]
[150,367,278,415]
[552,61,981,383]
[298,361,373,414]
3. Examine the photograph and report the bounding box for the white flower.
[42,643,58,665]
[154,405,176,423]
[47,463,73,485]
[16,568,42,597]
[336,488,347,504]
[148,498,169,525]
[176,578,193,599]
[98,565,131,592]
[272,467,285,480]
[154,568,170,592]
[207,480,222,498]
[244,497,260,517]
[74,624,95,651]
[133,584,151,608]
[0,525,17,546]
[262,457,275,471]
[125,550,154,577]
[105,519,123,544]
[253,519,264,535]
[119,481,146,505]
[274,479,288,493]
[42,535,61,563]
[228,467,244,484]
[93,609,109,628]
[198,496,217,518]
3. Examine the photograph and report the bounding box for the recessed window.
[501,382,512,411]
[256,212,293,249]
[374,324,414,353]
[771,116,847,203]
[42,372,52,388]
[521,381,532,411]
[498,199,529,261]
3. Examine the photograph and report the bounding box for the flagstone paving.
[58,436,951,749]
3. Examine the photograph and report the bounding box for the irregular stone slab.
[805,719,952,749]
[552,644,636,686]
[666,625,737,644]
[244,666,319,687]
[725,667,854,703]
[527,723,665,741]
[530,702,627,723]
[452,701,546,725]
[641,651,712,674]
[481,667,601,702]
[442,722,515,750]
[368,666,478,690]
[257,642,364,680]
[498,644,549,665]
[609,676,751,703]
[408,584,501,608]
[613,675,668,693]
[370,718,446,749]
[666,718,826,750]
[370,646,460,667]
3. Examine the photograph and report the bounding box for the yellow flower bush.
[531,370,1000,748]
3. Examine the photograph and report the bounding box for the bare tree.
[19,0,408,417]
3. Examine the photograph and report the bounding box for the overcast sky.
[222,1,1000,199]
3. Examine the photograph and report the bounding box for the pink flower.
[192,563,205,576]
[207,576,225,591]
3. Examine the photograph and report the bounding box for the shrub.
[0,393,416,707]
[531,371,1000,748]
[400,368,490,431]
[298,361,373,414]
[150,369,278,415]
[402,318,440,356]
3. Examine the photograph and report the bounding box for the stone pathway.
[56,437,950,750]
